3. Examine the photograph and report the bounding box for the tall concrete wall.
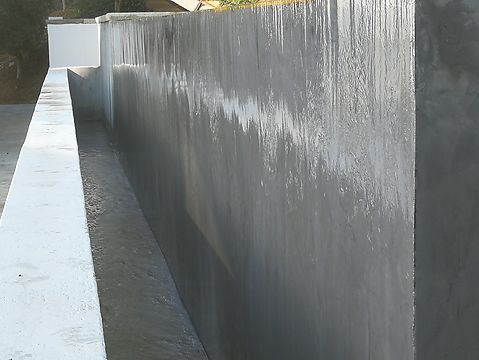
[415,1,479,359]
[96,2,416,359]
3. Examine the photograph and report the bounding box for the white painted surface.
[48,24,100,68]
[170,0,201,11]
[0,69,106,359]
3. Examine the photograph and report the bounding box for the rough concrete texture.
[94,1,416,359]
[0,104,33,215]
[415,1,479,359]
[75,116,207,360]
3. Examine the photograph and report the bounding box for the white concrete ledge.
[0,69,106,359]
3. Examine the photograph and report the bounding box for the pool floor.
[75,117,207,360]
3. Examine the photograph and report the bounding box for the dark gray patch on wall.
[96,1,416,359]
[68,67,104,121]
[415,0,479,359]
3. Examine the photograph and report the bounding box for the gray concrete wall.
[64,1,479,358]
[68,67,104,121]
[415,1,479,359]
[94,2,416,359]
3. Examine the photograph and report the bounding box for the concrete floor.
[75,118,207,360]
[0,104,34,215]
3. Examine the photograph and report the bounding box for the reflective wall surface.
[98,1,415,358]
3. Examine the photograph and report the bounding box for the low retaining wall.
[96,2,416,359]
[0,69,106,359]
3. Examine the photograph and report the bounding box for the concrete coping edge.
[95,12,183,23]
[47,18,97,24]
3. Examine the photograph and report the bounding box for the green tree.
[76,0,145,18]
[0,0,53,79]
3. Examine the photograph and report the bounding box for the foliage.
[49,7,81,19]
[75,0,146,18]
[75,0,113,18]
[121,0,147,11]
[218,0,258,6]
[0,0,53,60]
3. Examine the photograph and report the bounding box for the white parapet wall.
[48,21,100,68]
[0,69,106,359]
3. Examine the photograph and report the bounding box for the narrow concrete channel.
[0,104,34,215]
[75,117,207,360]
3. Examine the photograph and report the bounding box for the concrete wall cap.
[95,12,181,23]
[47,18,96,24]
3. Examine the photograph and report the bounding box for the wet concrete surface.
[97,2,415,358]
[0,104,34,215]
[75,117,207,360]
